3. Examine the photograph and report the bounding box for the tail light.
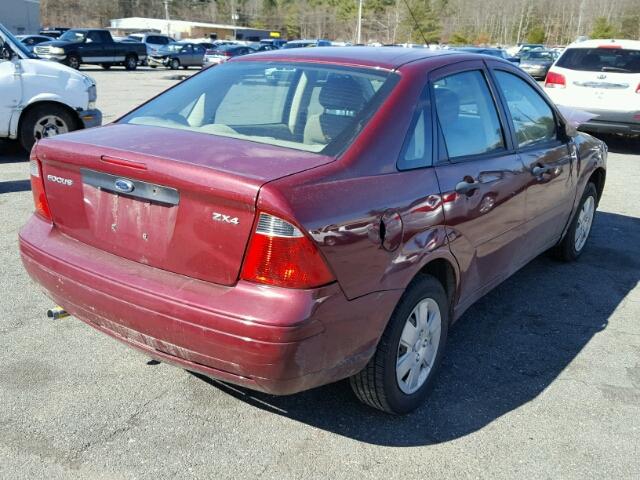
[545,71,566,88]
[241,212,335,289]
[29,154,52,221]
[636,83,640,94]
[223,51,232,57]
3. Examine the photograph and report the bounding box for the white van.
[0,23,102,151]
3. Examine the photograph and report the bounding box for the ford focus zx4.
[20,47,607,414]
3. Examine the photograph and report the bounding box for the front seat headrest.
[319,75,367,113]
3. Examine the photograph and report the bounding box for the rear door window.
[86,31,102,43]
[557,48,640,73]
[494,71,557,148]
[433,70,505,159]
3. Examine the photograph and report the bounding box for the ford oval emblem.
[114,178,135,193]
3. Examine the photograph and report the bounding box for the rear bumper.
[580,109,640,135]
[548,102,640,135]
[19,216,401,394]
[521,65,549,78]
[579,118,640,135]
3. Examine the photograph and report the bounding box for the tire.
[150,65,157,69]
[350,275,449,414]
[65,54,81,70]
[101,63,111,70]
[124,55,137,71]
[19,104,77,152]
[170,58,180,70]
[555,182,598,261]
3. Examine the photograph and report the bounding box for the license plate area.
[81,168,179,206]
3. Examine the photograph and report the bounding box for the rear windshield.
[556,47,640,73]
[522,51,554,60]
[59,30,87,43]
[120,61,394,154]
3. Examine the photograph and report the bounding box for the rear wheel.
[124,55,138,71]
[555,182,597,261]
[350,275,449,414]
[19,104,77,152]
[170,58,180,70]
[101,63,111,70]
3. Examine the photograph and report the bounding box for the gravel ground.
[0,68,639,479]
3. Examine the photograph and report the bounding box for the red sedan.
[20,47,607,414]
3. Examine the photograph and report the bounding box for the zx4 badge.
[212,212,239,225]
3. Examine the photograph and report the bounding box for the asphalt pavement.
[0,68,638,479]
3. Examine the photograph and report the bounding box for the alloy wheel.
[396,298,442,395]
[574,196,595,252]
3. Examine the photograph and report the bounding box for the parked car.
[260,38,288,49]
[545,39,640,135]
[510,43,545,57]
[20,47,606,414]
[203,44,253,67]
[16,35,55,53]
[0,23,101,151]
[147,42,206,69]
[250,43,279,52]
[127,33,175,65]
[283,39,332,49]
[519,49,557,79]
[34,29,147,70]
[455,47,520,65]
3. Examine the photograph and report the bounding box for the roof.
[567,39,640,49]
[237,46,458,70]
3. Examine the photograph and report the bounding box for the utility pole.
[356,0,363,44]
[164,0,171,37]
[576,0,586,39]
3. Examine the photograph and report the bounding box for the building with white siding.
[110,17,279,42]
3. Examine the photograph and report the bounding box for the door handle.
[531,165,550,176]
[455,178,478,195]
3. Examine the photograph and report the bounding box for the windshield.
[522,51,554,60]
[161,44,183,52]
[120,61,394,154]
[59,30,87,43]
[556,47,640,73]
[0,23,35,59]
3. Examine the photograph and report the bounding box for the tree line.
[41,0,640,45]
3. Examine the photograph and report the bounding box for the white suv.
[544,39,640,135]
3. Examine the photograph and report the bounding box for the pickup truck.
[34,29,147,70]
[0,23,102,151]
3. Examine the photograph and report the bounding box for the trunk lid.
[37,124,333,285]
[558,66,640,110]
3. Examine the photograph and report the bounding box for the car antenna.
[401,0,430,47]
